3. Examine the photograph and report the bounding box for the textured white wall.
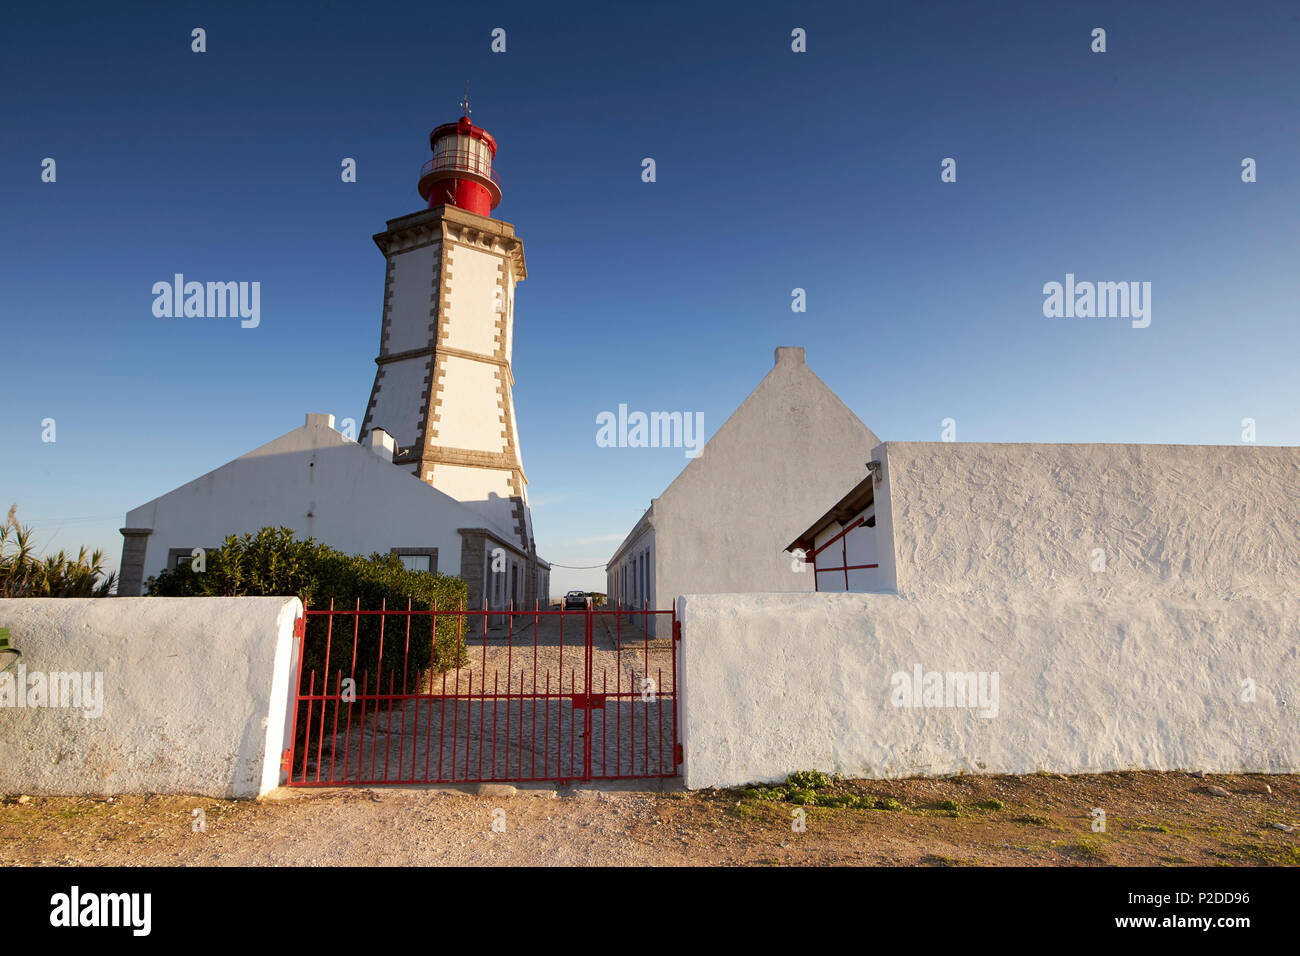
[0,597,300,798]
[678,591,1300,789]
[879,442,1300,601]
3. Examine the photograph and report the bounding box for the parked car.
[563,590,589,610]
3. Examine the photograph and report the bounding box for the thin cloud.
[575,533,627,546]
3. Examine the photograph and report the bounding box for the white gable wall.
[641,348,879,629]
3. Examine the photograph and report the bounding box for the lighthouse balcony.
[418,151,501,202]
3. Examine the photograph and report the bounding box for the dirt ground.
[2,771,1296,867]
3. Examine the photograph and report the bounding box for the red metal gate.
[285,601,680,786]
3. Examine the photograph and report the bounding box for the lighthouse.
[360,101,541,608]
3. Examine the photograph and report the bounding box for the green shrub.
[788,789,818,806]
[146,527,470,692]
[1015,813,1051,826]
[1073,838,1106,862]
[873,797,904,811]
[817,793,859,809]
[742,786,788,802]
[786,770,832,791]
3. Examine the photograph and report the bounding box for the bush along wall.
[146,528,470,697]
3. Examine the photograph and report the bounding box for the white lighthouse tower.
[360,100,541,607]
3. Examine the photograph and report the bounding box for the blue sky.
[2,0,1297,593]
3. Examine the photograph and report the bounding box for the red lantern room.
[417,103,502,217]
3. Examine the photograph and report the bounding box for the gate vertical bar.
[583,604,594,780]
[671,602,681,776]
[286,604,310,785]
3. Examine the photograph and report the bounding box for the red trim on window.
[809,516,866,560]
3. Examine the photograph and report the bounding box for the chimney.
[368,428,396,463]
[305,412,337,429]
[774,346,806,366]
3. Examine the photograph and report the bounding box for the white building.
[606,347,880,631]
[117,414,548,607]
[119,112,549,606]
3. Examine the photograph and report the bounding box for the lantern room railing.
[419,150,501,187]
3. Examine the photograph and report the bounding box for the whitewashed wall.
[877,442,1300,601]
[122,414,518,591]
[678,591,1300,789]
[0,597,300,798]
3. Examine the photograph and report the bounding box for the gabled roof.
[125,413,526,554]
[604,347,881,573]
[655,347,879,513]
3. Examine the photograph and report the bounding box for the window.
[167,546,213,572]
[390,548,438,574]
